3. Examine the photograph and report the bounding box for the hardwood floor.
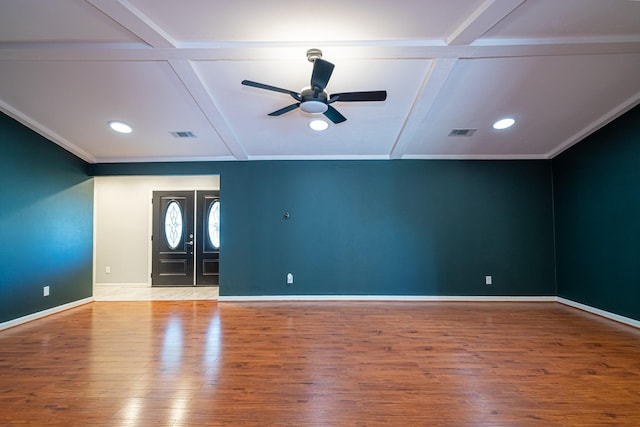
[1,301,639,426]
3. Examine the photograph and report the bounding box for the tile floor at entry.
[94,283,218,301]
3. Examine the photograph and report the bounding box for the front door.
[152,190,220,286]
[152,191,195,286]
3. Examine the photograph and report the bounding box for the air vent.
[448,128,477,137]
[170,131,197,138]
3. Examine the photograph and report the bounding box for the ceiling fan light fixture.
[309,119,329,131]
[493,117,516,130]
[108,120,132,134]
[300,100,328,114]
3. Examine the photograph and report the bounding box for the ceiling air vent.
[448,128,477,137]
[170,131,197,138]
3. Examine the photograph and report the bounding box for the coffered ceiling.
[1,0,639,163]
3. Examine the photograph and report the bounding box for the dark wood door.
[195,191,220,286]
[152,191,195,286]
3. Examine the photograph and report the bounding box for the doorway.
[151,190,220,287]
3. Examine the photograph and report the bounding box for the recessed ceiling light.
[108,120,132,134]
[309,119,329,131]
[492,117,516,130]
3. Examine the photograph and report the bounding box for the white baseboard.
[0,297,94,332]
[557,297,640,329]
[3,295,636,332]
[219,295,557,302]
[219,295,639,329]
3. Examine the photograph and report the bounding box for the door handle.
[185,240,194,245]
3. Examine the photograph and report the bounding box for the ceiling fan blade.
[310,58,335,92]
[242,80,301,101]
[268,103,300,116]
[330,91,387,102]
[323,105,346,124]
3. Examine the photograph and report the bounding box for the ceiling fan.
[241,49,387,124]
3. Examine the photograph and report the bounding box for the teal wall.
[4,101,638,322]
[553,105,640,321]
[0,113,93,323]
[91,160,556,297]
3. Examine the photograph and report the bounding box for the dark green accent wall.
[91,159,556,297]
[0,113,93,323]
[553,105,640,321]
[4,101,638,323]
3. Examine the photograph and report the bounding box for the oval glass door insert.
[164,200,183,249]
[208,200,220,249]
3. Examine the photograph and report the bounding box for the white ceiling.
[0,0,639,163]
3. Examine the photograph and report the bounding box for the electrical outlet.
[43,286,50,297]
[485,275,492,285]
[106,266,111,274]
[287,273,294,285]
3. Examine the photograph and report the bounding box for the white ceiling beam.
[447,0,526,46]
[3,40,639,62]
[85,0,176,48]
[168,60,248,160]
[389,58,459,159]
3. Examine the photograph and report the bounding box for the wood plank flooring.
[1,301,639,426]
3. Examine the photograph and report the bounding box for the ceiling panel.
[0,0,141,43]
[194,56,431,158]
[128,0,485,43]
[482,0,640,41]
[403,53,640,158]
[0,60,231,161]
